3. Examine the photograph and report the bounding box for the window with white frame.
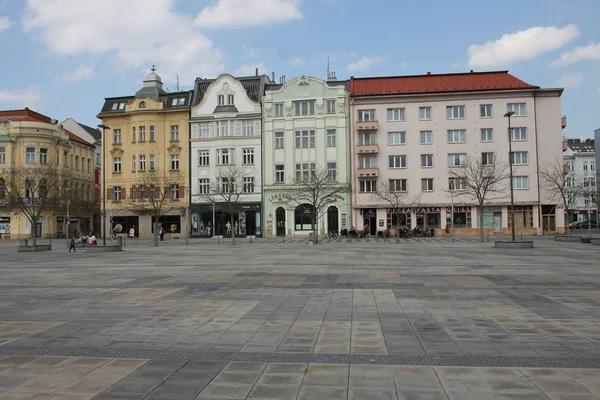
[583,161,589,171]
[81,157,85,171]
[388,132,406,145]
[139,126,146,142]
[113,129,121,144]
[170,125,179,141]
[149,155,155,170]
[274,132,284,149]
[198,123,210,138]
[198,150,209,166]
[132,127,136,143]
[131,155,136,171]
[275,165,285,183]
[421,154,433,167]
[274,103,284,117]
[419,107,431,121]
[198,179,210,194]
[480,104,493,118]
[113,186,121,201]
[139,185,146,199]
[358,109,375,121]
[449,177,467,190]
[219,177,233,193]
[447,130,466,143]
[1,147,8,163]
[39,148,48,164]
[87,159,91,172]
[243,177,254,193]
[293,100,315,116]
[217,120,234,137]
[326,99,336,114]
[139,155,146,171]
[591,161,596,171]
[387,108,405,121]
[359,156,377,169]
[447,105,465,119]
[359,179,377,192]
[482,152,495,165]
[512,176,529,189]
[218,95,225,106]
[510,151,528,165]
[420,131,433,144]
[149,126,155,141]
[242,120,254,136]
[448,153,467,166]
[510,127,527,141]
[584,177,596,188]
[295,163,316,181]
[327,129,337,147]
[481,128,493,142]
[295,130,315,148]
[227,94,234,105]
[358,133,377,145]
[389,155,407,168]
[508,103,526,116]
[170,184,179,199]
[113,157,121,172]
[25,147,35,164]
[421,178,434,191]
[389,179,407,192]
[483,177,495,190]
[170,154,179,170]
[327,162,337,181]
[75,155,79,170]
[217,148,235,165]
[243,148,254,164]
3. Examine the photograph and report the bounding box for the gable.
[191,75,260,117]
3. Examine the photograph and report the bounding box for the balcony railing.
[356,120,378,131]
[357,167,379,177]
[357,144,379,154]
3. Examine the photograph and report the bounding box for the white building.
[189,73,272,237]
[563,138,597,222]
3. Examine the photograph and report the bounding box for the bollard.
[283,234,285,244]
[217,236,220,245]
[250,236,253,244]
[520,232,523,241]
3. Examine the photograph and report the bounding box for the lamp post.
[97,124,110,246]
[503,111,516,242]
[185,185,189,245]
[450,182,455,242]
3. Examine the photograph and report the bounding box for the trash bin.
[308,232,315,245]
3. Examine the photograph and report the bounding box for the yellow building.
[0,109,96,240]
[97,68,190,239]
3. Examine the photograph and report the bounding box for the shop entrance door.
[276,207,286,236]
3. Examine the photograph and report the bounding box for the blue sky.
[0,0,598,138]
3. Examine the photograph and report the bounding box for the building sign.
[0,217,10,234]
[416,207,440,213]
[446,207,471,213]
[387,208,412,214]
[363,208,376,217]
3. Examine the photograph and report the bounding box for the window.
[198,123,210,138]
[217,120,234,137]
[113,129,121,144]
[327,129,337,147]
[243,148,254,164]
[227,94,234,105]
[359,156,377,169]
[198,179,210,194]
[149,126,155,141]
[295,130,315,148]
[168,125,178,141]
[512,176,529,189]
[198,150,210,166]
[132,127,136,143]
[113,157,121,172]
[139,126,146,142]
[295,163,316,181]
[447,105,465,119]
[358,109,375,121]
[420,131,433,144]
[170,154,179,170]
[510,127,527,141]
[242,120,254,136]
[87,159,91,173]
[172,97,186,106]
[592,161,596,171]
[358,133,377,145]
[387,108,405,121]
[274,132,284,149]
[583,161,588,171]
[131,155,136,172]
[510,151,528,165]
[480,104,493,118]
[170,184,179,199]
[326,99,336,114]
[388,132,406,145]
[293,100,315,116]
[481,128,493,142]
[508,103,526,116]
[449,177,467,190]
[389,179,407,192]
[243,177,254,193]
[389,155,407,168]
[482,152,495,165]
[422,178,434,191]
[75,155,79,170]
[447,130,466,143]
[217,148,235,165]
[360,179,377,192]
[419,107,431,121]
[81,157,85,171]
[149,155,155,170]
[139,185,146,199]
[327,162,337,181]
[421,154,433,167]
[275,165,285,183]
[63,151,68,167]
[56,150,59,165]
[25,147,35,164]
[139,155,146,171]
[274,103,284,117]
[483,177,495,190]
[39,148,48,164]
[218,95,225,105]
[448,153,467,166]
[139,101,146,108]
[584,177,596,188]
[113,186,121,201]
[111,103,118,110]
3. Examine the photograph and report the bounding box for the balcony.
[357,168,379,178]
[357,144,379,154]
[356,120,378,131]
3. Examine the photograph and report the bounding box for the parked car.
[577,222,598,229]
[568,221,584,229]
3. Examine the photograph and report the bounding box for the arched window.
[39,179,47,200]
[139,101,146,108]
[295,204,314,231]
[327,206,339,232]
[25,178,34,199]
[227,94,234,105]
[218,95,225,106]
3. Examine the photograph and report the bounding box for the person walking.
[68,235,76,253]
[159,226,165,241]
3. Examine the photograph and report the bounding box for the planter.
[494,241,534,249]
[591,238,600,246]
[555,235,582,242]
[580,237,592,244]
[17,244,52,252]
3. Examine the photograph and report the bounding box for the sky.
[0,0,599,138]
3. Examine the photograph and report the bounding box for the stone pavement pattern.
[0,238,599,399]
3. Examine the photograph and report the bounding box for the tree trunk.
[395,210,399,243]
[312,212,318,244]
[479,203,484,243]
[230,213,236,245]
[31,216,37,247]
[153,220,159,247]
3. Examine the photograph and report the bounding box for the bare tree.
[126,169,186,246]
[270,167,349,243]
[371,180,410,242]
[539,159,585,236]
[0,165,62,246]
[447,153,509,242]
[62,172,97,236]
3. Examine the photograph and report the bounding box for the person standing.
[159,225,165,241]
[68,236,76,253]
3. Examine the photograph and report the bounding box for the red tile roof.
[350,71,539,97]
[65,129,93,147]
[0,108,52,123]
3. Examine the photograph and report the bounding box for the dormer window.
[218,95,225,106]
[227,94,234,105]
[139,101,146,108]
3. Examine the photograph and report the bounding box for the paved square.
[0,237,599,399]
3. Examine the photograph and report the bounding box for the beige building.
[97,68,191,239]
[0,108,96,239]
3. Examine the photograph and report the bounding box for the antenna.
[176,75,180,91]
[327,57,330,80]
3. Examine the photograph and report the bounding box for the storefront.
[386,208,411,229]
[447,206,472,229]
[362,208,377,235]
[191,203,262,238]
[0,216,10,238]
[111,215,140,237]
[481,206,502,232]
[416,207,441,229]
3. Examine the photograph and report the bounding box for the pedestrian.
[159,226,165,241]
[68,235,76,253]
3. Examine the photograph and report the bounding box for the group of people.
[68,232,97,253]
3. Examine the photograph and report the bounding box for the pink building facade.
[349,71,565,236]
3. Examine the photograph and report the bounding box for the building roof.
[265,78,349,94]
[567,139,595,153]
[349,71,539,97]
[98,91,192,115]
[191,74,274,106]
[65,129,94,147]
[0,108,53,123]
[76,121,101,141]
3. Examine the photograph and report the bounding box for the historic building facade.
[349,71,565,236]
[563,138,597,223]
[262,75,351,237]
[97,68,190,239]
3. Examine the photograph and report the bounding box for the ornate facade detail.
[285,106,292,117]
[235,122,241,135]
[109,147,124,157]
[254,121,260,132]
[337,98,345,114]
[298,75,310,86]
[265,103,272,117]
[210,124,215,136]
[217,82,234,96]
[191,124,198,139]
[317,104,324,115]
[167,143,182,155]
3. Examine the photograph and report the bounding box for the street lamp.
[450,180,455,242]
[503,111,516,242]
[97,124,110,246]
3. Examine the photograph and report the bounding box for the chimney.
[255,67,259,76]
[470,70,474,73]
[327,72,337,82]
[271,71,275,82]
[426,72,431,75]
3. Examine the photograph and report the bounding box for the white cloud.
[62,65,94,83]
[0,86,41,108]
[195,0,302,29]
[467,24,580,68]
[557,72,583,89]
[347,56,387,73]
[233,62,268,77]
[552,42,600,67]
[22,0,225,83]
[288,57,306,67]
[242,45,258,58]
[0,15,12,30]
